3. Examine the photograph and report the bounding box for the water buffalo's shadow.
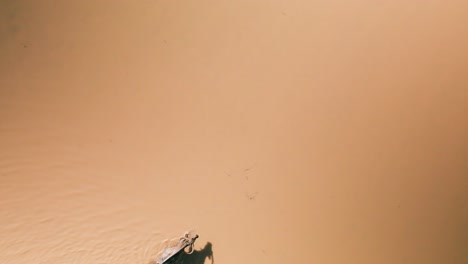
[179,242,214,264]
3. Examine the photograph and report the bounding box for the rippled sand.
[0,1,467,264]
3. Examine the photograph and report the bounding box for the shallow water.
[1,1,467,264]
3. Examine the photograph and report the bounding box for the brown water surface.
[0,1,467,263]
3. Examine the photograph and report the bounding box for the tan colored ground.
[0,1,467,263]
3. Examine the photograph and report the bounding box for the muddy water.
[0,1,467,264]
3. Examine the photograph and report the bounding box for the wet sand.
[0,1,467,263]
